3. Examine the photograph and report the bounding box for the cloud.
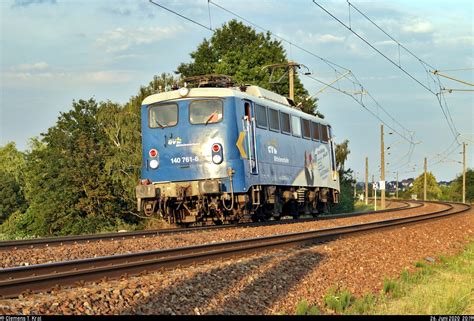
[6,61,53,79]
[317,34,345,43]
[434,35,474,46]
[80,71,133,84]
[16,61,49,71]
[95,26,184,53]
[6,71,56,80]
[12,0,56,7]
[294,31,345,44]
[374,40,397,47]
[402,20,433,33]
[5,63,134,85]
[108,7,132,17]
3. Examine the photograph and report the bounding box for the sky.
[1,0,473,182]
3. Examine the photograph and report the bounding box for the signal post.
[380,124,385,209]
[424,157,427,201]
[463,143,467,203]
[365,157,369,205]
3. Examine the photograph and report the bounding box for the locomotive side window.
[280,112,291,134]
[268,108,280,132]
[321,124,329,143]
[301,119,311,139]
[311,121,320,141]
[244,102,251,120]
[291,115,301,137]
[149,103,178,128]
[189,99,223,125]
[255,104,268,128]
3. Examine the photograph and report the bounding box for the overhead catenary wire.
[208,0,417,143]
[346,1,437,71]
[304,72,415,145]
[149,0,421,172]
[312,0,462,145]
[436,68,474,72]
[312,1,435,94]
[430,140,462,167]
[149,0,213,31]
[208,0,351,73]
[207,0,213,30]
[151,0,417,148]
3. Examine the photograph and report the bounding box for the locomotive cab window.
[291,115,301,137]
[321,124,329,143]
[256,104,268,128]
[311,122,320,141]
[189,99,223,125]
[280,112,291,134]
[268,108,280,132]
[149,103,178,128]
[301,119,311,139]
[328,126,333,139]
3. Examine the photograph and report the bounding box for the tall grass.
[296,241,474,315]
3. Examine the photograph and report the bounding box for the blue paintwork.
[140,95,338,194]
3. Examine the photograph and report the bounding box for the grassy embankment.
[353,201,374,213]
[296,241,474,315]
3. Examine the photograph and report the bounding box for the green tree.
[330,140,354,213]
[2,73,180,237]
[450,168,474,202]
[99,73,179,215]
[438,184,457,202]
[0,142,26,185]
[0,143,28,223]
[177,20,319,115]
[410,172,442,200]
[19,99,132,236]
[0,171,27,223]
[335,139,350,174]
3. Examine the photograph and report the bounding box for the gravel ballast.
[0,201,437,269]
[0,203,472,315]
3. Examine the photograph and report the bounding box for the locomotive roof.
[142,85,328,124]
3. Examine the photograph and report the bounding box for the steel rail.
[0,201,469,299]
[0,200,414,250]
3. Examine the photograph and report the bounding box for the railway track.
[0,200,414,250]
[0,200,469,299]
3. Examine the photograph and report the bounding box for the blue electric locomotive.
[136,76,340,225]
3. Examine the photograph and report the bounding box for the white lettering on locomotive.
[170,156,199,164]
[274,156,290,163]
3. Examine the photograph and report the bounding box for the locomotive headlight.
[211,143,223,164]
[149,159,159,169]
[178,87,189,97]
[212,154,223,164]
[149,148,158,158]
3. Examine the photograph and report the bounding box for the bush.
[383,278,400,297]
[0,210,36,239]
[329,171,355,214]
[323,287,354,313]
[350,293,377,314]
[295,299,320,315]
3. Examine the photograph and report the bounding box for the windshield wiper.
[204,110,218,126]
[155,120,165,129]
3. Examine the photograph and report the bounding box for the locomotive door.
[243,100,258,174]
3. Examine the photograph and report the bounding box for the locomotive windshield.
[189,99,223,125]
[149,103,178,128]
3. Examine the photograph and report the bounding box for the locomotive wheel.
[213,219,223,225]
